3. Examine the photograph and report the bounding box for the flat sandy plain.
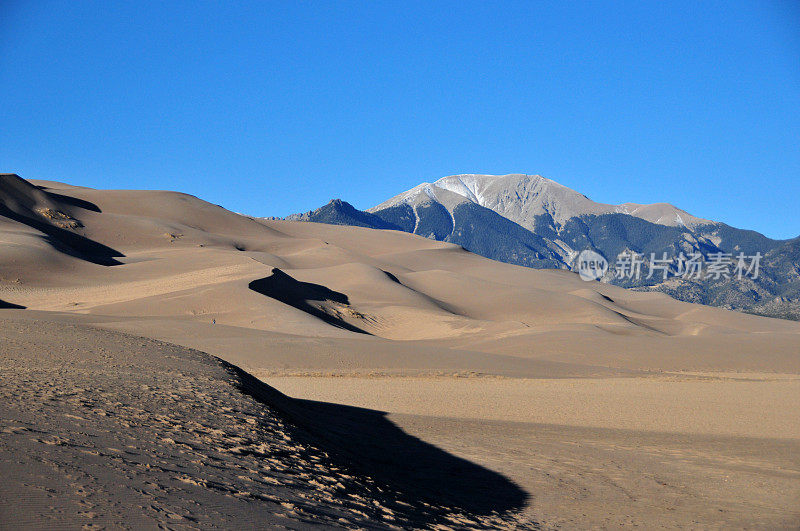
[1,173,798,528]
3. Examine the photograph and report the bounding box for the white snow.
[431,175,481,205]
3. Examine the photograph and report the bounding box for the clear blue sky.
[2,1,798,238]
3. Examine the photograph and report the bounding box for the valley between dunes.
[1,174,799,528]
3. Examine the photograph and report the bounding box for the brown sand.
[1,173,799,528]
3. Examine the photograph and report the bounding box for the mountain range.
[281,174,800,320]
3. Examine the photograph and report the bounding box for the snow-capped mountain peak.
[369,173,711,230]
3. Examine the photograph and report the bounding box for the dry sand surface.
[0,317,526,529]
[1,173,799,528]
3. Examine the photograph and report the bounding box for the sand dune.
[0,316,527,529]
[1,174,799,528]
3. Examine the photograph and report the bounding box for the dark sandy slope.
[0,314,532,529]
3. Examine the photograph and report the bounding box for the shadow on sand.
[249,268,370,334]
[0,204,125,266]
[35,186,103,213]
[226,363,530,526]
[0,299,25,309]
